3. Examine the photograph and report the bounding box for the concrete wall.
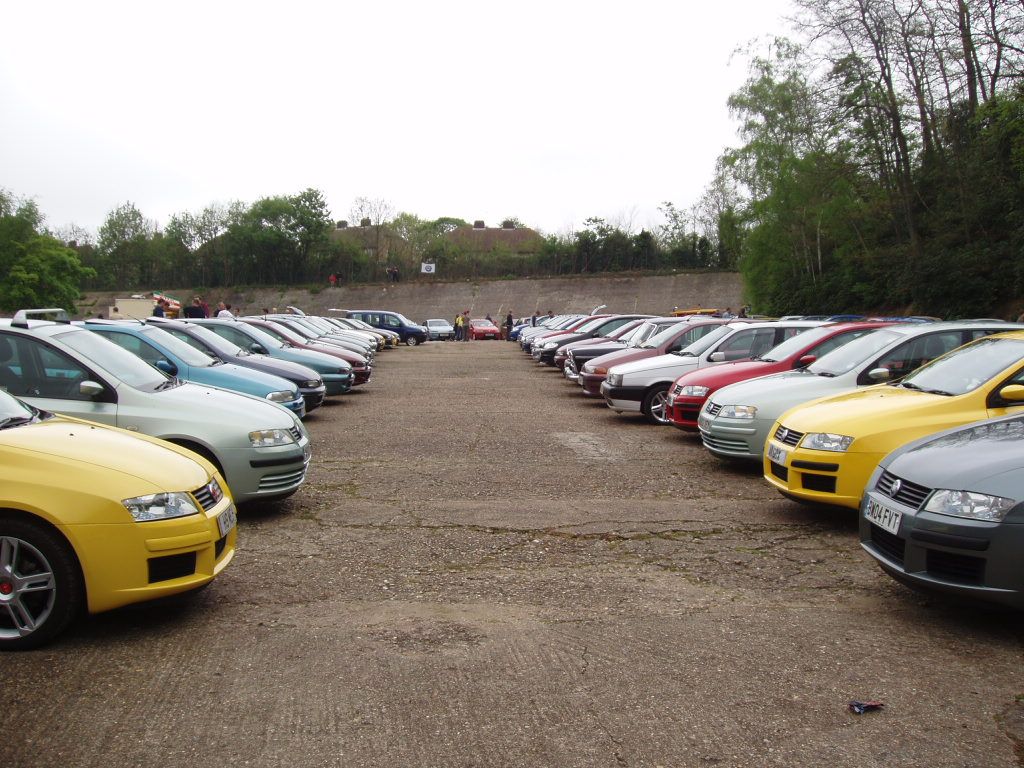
[80,272,745,322]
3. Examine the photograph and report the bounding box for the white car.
[0,314,311,504]
[600,321,823,424]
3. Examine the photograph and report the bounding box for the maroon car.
[241,317,373,385]
[577,319,738,396]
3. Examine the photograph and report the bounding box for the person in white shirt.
[216,301,234,318]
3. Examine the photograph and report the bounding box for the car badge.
[890,479,902,498]
[778,428,788,442]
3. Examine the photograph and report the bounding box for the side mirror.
[79,380,104,397]
[708,351,726,362]
[156,360,177,375]
[867,367,891,382]
[796,354,817,368]
[250,343,268,354]
[999,384,1024,402]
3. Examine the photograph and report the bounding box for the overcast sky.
[1,1,794,238]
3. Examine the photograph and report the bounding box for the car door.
[0,333,119,424]
[860,330,966,383]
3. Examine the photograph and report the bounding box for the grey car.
[860,413,1024,608]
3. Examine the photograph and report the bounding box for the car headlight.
[924,490,1017,521]
[123,492,200,522]
[303,379,321,388]
[679,385,710,397]
[594,366,608,375]
[542,341,558,349]
[266,390,296,403]
[607,373,623,387]
[801,432,854,452]
[719,404,757,419]
[249,428,297,448]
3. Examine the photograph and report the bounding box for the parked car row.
[0,304,422,650]
[523,311,1024,608]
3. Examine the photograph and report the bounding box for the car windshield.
[180,324,245,356]
[642,322,695,349]
[672,324,734,356]
[427,320,447,327]
[575,316,608,333]
[760,325,849,362]
[397,313,416,326]
[234,323,285,349]
[54,328,171,390]
[808,328,904,376]
[0,390,40,425]
[254,321,306,345]
[898,336,1024,396]
[140,326,217,367]
[276,320,318,340]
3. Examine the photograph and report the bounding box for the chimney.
[473,220,486,229]
[336,220,348,229]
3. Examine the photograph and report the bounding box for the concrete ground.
[3,340,1024,768]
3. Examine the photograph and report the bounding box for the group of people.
[386,266,401,283]
[153,295,236,319]
[452,311,472,341]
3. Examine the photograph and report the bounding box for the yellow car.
[0,391,237,650]
[764,331,1024,509]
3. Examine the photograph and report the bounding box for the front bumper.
[698,412,771,462]
[762,432,882,510]
[67,491,237,614]
[323,372,353,395]
[600,382,645,412]
[665,392,707,431]
[299,384,327,412]
[860,486,1024,608]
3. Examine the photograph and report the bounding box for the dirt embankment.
[78,271,745,321]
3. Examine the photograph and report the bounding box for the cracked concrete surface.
[3,341,1024,768]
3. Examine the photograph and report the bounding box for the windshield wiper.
[816,370,837,377]
[901,381,953,395]
[0,415,34,429]
[155,377,180,391]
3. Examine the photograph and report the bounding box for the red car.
[577,319,734,396]
[664,321,893,430]
[469,318,502,340]
[240,317,373,385]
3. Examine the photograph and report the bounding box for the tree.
[0,188,94,312]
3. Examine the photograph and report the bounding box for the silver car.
[0,316,310,504]
[860,413,1024,608]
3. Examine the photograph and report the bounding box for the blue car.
[80,320,307,417]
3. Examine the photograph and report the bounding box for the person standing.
[182,297,204,318]
[462,310,472,341]
[216,301,233,318]
[152,299,165,317]
[504,311,514,341]
[453,312,463,341]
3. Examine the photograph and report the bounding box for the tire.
[0,516,83,651]
[642,384,671,425]
[405,336,419,347]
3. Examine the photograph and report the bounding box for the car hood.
[710,369,855,410]
[777,385,990,454]
[674,359,786,389]
[882,416,1024,495]
[133,380,299,429]
[7,417,210,491]
[613,352,699,376]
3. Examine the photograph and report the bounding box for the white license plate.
[865,498,902,536]
[767,441,790,465]
[698,414,712,432]
[217,504,237,538]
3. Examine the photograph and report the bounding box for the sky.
[1,0,795,239]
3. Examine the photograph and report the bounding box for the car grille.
[258,465,307,492]
[869,524,905,566]
[773,424,804,447]
[875,470,931,510]
[701,433,750,454]
[288,426,302,443]
[672,383,684,396]
[705,402,723,417]
[677,404,702,421]
[801,473,836,493]
[191,479,224,512]
[769,461,788,481]
[214,534,228,559]
[927,549,984,585]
